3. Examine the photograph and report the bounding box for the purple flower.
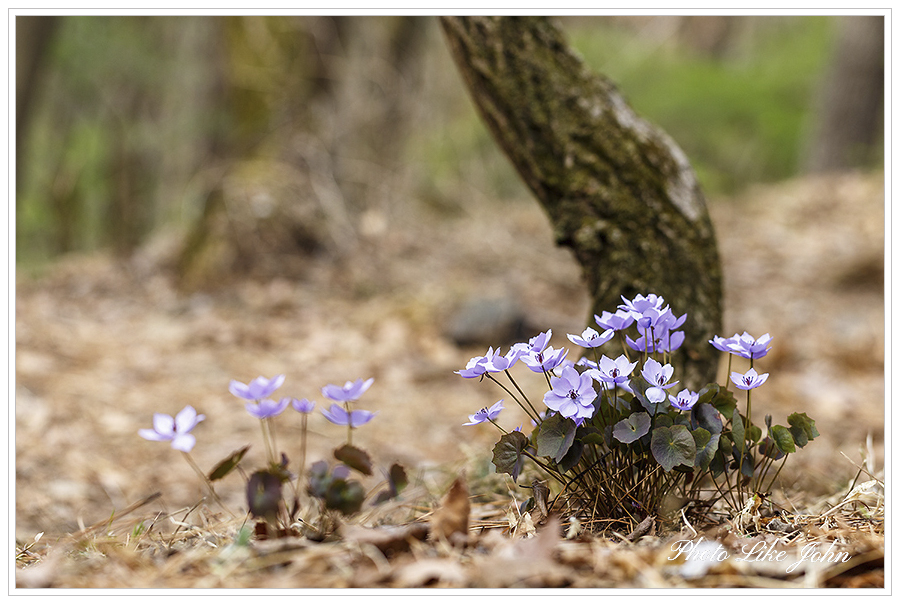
[567,327,615,349]
[245,397,290,419]
[526,330,552,353]
[463,400,505,426]
[669,389,699,411]
[710,332,773,360]
[625,330,685,353]
[322,378,374,402]
[521,346,569,373]
[730,368,769,390]
[618,293,665,315]
[229,374,285,401]
[593,355,637,385]
[291,397,315,414]
[543,365,597,421]
[484,347,526,373]
[139,405,205,452]
[641,358,679,403]
[594,309,635,331]
[321,403,377,427]
[456,348,495,378]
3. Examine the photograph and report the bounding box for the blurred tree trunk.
[804,16,884,173]
[441,16,722,388]
[16,16,59,203]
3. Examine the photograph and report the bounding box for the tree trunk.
[440,16,723,388]
[804,16,884,173]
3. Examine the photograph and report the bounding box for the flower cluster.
[457,292,817,529]
[138,373,383,534]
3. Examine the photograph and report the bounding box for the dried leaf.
[430,476,470,544]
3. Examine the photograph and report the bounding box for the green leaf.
[334,444,373,476]
[711,388,738,419]
[612,412,651,444]
[557,440,584,473]
[247,469,284,520]
[691,403,723,435]
[696,383,720,406]
[650,425,697,472]
[731,409,746,455]
[373,463,409,504]
[324,479,365,515]
[758,436,785,460]
[692,427,719,471]
[788,412,819,447]
[208,445,250,481]
[492,431,529,481]
[770,424,796,454]
[747,424,762,444]
[536,414,577,463]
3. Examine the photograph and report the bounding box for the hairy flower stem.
[294,415,309,497]
[181,451,236,517]
[504,370,542,421]
[259,418,276,465]
[345,403,353,445]
[487,374,539,424]
[763,455,789,494]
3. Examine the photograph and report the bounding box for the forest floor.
[14,170,885,589]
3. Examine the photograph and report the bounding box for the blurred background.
[14,15,885,538]
[15,15,883,267]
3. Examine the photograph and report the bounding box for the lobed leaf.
[612,412,651,444]
[691,403,723,435]
[692,427,719,471]
[536,414,577,463]
[788,412,819,448]
[650,425,696,472]
[492,431,529,481]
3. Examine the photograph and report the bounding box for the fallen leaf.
[429,476,470,544]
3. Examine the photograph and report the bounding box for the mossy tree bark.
[440,16,723,387]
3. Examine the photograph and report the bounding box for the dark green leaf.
[692,427,719,471]
[208,445,250,481]
[747,424,762,444]
[612,412,651,444]
[758,436,785,460]
[654,414,674,428]
[247,470,283,520]
[324,479,365,515]
[536,414,577,463]
[731,409,745,455]
[691,403,723,435]
[711,388,738,419]
[696,383,720,406]
[788,412,819,446]
[650,425,697,472]
[373,463,409,504]
[492,431,529,481]
[334,444,373,476]
[557,439,584,473]
[770,424,796,454]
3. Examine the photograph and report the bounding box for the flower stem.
[182,451,236,517]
